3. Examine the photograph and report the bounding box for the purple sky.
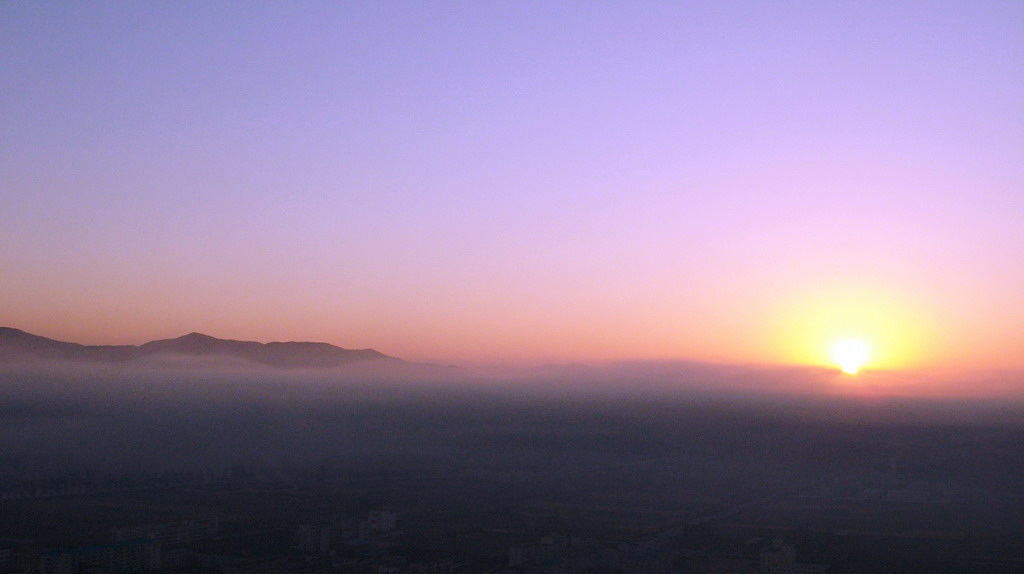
[2,2,1022,372]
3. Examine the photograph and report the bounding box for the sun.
[829,338,871,374]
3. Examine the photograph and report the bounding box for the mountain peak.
[176,332,217,341]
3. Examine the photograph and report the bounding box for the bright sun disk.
[830,339,870,374]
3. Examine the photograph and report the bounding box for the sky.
[2,2,1022,372]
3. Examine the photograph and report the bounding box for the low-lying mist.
[2,358,1022,480]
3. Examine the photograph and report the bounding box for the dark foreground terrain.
[1,368,1023,573]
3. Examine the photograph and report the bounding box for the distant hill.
[0,327,390,369]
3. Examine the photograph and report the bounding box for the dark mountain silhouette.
[0,327,389,368]
[138,332,387,368]
[0,327,137,363]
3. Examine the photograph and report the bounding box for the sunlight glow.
[830,338,871,374]
[772,284,937,371]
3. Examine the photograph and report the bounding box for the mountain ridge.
[0,327,390,369]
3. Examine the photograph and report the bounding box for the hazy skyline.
[3,2,1022,373]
